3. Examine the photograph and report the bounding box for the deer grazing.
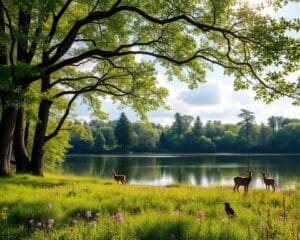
[113,171,127,185]
[261,171,275,192]
[233,170,253,192]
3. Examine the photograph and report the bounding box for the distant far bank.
[67,152,300,157]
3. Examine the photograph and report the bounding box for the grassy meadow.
[0,174,299,240]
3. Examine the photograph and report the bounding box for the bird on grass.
[224,202,237,218]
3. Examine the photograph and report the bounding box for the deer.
[233,170,253,192]
[261,171,275,192]
[113,171,127,185]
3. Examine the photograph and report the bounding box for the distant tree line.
[68,110,300,154]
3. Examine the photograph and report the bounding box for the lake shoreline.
[64,154,300,188]
[66,152,300,157]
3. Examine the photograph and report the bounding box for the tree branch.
[44,92,78,143]
[47,0,73,45]
[2,2,15,67]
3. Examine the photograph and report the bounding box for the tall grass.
[0,174,299,240]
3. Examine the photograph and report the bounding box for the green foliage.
[133,123,159,152]
[114,113,133,152]
[68,112,300,154]
[269,122,300,152]
[100,127,115,147]
[93,132,106,153]
[238,109,257,151]
[191,116,203,137]
[0,174,299,240]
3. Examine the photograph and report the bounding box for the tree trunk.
[30,75,52,176]
[24,121,30,148]
[0,104,17,175]
[14,106,31,173]
[0,1,13,176]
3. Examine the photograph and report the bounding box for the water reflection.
[64,154,300,189]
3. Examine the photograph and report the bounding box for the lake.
[64,154,300,189]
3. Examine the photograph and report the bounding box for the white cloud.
[179,83,221,106]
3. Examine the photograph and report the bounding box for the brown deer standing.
[233,170,253,192]
[261,171,275,192]
[113,171,127,185]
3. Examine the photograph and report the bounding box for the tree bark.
[0,102,17,175]
[30,75,52,176]
[0,1,14,176]
[13,106,31,173]
[24,121,30,148]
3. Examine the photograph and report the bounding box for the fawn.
[113,171,127,185]
[233,170,253,192]
[261,171,275,192]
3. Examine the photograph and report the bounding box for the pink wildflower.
[28,219,34,226]
[112,213,124,223]
[85,211,92,219]
[47,219,54,228]
[196,210,205,221]
[36,222,42,228]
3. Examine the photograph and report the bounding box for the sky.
[75,1,300,126]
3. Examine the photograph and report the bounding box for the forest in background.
[69,110,300,154]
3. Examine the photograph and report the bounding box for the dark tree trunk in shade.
[30,75,52,176]
[0,104,17,175]
[13,106,31,173]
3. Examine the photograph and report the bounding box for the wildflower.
[47,203,52,210]
[36,222,42,228]
[28,219,34,226]
[169,233,176,239]
[112,213,124,223]
[90,221,97,228]
[71,219,78,225]
[85,211,92,219]
[47,219,54,229]
[196,210,205,221]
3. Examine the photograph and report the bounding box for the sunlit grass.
[0,174,299,239]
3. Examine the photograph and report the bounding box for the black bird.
[224,202,237,218]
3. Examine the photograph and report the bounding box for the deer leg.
[272,185,275,192]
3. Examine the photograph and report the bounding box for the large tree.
[192,116,203,137]
[0,0,299,175]
[238,109,257,151]
[114,112,133,152]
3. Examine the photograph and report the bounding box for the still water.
[64,154,300,189]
